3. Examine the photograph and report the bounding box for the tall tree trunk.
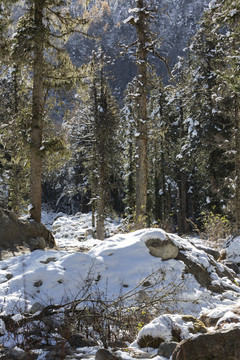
[177,171,188,235]
[135,0,148,227]
[30,0,45,222]
[96,177,105,240]
[235,96,240,227]
[154,139,161,222]
[127,125,135,215]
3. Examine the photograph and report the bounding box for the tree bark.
[96,179,105,240]
[177,171,188,235]
[235,96,240,227]
[30,0,45,222]
[135,0,148,227]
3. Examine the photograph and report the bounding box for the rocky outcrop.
[0,208,55,254]
[193,244,220,261]
[200,303,240,328]
[172,327,240,360]
[176,250,236,293]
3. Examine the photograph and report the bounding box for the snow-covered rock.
[225,235,240,264]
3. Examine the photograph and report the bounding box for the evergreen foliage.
[64,48,123,238]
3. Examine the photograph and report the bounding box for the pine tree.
[65,49,122,239]
[10,0,87,221]
[0,1,30,212]
[123,0,169,227]
[121,79,138,220]
[209,0,240,225]
[170,7,236,227]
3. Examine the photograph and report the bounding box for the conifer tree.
[170,7,235,226]
[209,0,240,225]
[65,49,122,239]
[123,0,169,227]
[0,1,30,212]
[121,79,138,220]
[10,0,87,221]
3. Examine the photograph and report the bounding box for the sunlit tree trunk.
[235,97,240,227]
[30,0,45,222]
[135,0,148,227]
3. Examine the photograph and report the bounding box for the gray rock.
[3,347,37,360]
[158,342,178,358]
[33,280,43,287]
[176,251,235,293]
[40,257,57,264]
[28,237,46,251]
[6,273,13,280]
[0,207,55,251]
[8,348,26,360]
[68,334,98,348]
[172,327,240,360]
[145,238,179,260]
[30,302,44,314]
[194,244,220,261]
[95,349,121,360]
[222,260,240,274]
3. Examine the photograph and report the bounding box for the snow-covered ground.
[0,211,240,360]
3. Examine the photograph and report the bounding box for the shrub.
[200,210,234,249]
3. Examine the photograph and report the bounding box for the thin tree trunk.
[179,171,188,234]
[96,175,105,240]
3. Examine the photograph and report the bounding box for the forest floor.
[0,209,240,359]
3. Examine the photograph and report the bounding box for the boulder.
[29,302,44,314]
[172,327,240,360]
[158,342,178,358]
[222,260,240,274]
[0,347,37,360]
[68,334,98,347]
[0,208,55,253]
[28,237,46,251]
[145,238,179,260]
[95,349,122,360]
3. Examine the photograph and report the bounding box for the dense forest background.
[0,0,239,238]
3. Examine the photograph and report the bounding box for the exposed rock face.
[176,250,235,293]
[222,260,240,274]
[172,328,240,360]
[158,342,178,358]
[193,244,220,261]
[0,208,55,254]
[145,238,179,260]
